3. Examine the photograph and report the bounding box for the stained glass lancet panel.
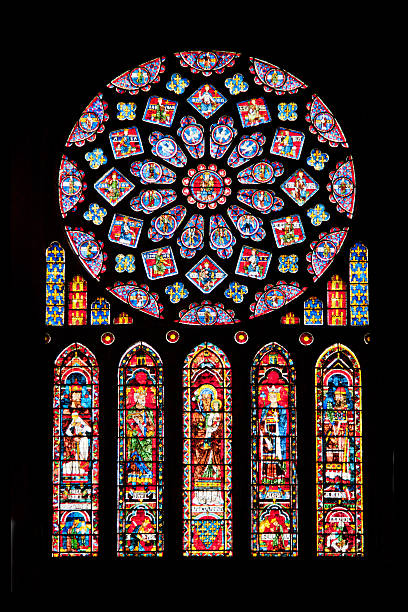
[315,343,364,556]
[117,342,164,556]
[349,243,369,326]
[46,241,65,326]
[183,342,232,556]
[251,343,298,556]
[68,275,87,325]
[52,343,99,556]
[327,275,347,326]
[304,297,324,326]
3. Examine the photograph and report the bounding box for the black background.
[10,8,395,597]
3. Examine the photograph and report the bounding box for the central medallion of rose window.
[182,164,231,209]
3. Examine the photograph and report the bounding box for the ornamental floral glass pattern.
[52,343,99,556]
[251,343,298,556]
[117,342,164,556]
[315,344,363,556]
[182,342,232,556]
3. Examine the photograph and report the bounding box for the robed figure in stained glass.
[191,384,224,505]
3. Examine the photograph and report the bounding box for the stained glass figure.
[68,275,87,325]
[107,57,166,95]
[270,128,305,160]
[46,242,65,326]
[306,95,348,147]
[315,344,363,556]
[327,275,347,326]
[142,96,178,127]
[107,282,164,319]
[117,342,164,556]
[52,343,99,556]
[66,93,109,147]
[251,343,298,556]
[177,302,238,326]
[183,343,232,555]
[109,126,143,159]
[327,158,356,218]
[175,50,240,76]
[349,243,369,326]
[187,84,227,118]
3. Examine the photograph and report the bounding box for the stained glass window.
[68,275,87,325]
[182,342,232,556]
[117,342,164,556]
[12,39,380,590]
[45,242,65,326]
[327,275,347,326]
[52,343,99,556]
[251,343,298,556]
[54,51,359,327]
[315,343,363,556]
[349,243,369,326]
[304,297,324,325]
[90,297,110,325]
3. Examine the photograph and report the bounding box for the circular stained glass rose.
[59,51,355,326]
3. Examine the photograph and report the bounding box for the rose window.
[58,50,356,325]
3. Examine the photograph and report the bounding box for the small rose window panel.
[251,343,298,556]
[183,342,232,556]
[52,343,99,557]
[315,344,364,556]
[117,342,164,557]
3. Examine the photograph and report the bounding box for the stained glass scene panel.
[117,342,164,556]
[52,343,99,556]
[182,342,232,556]
[251,342,298,556]
[315,343,363,556]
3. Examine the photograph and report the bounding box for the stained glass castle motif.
[44,50,370,560]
